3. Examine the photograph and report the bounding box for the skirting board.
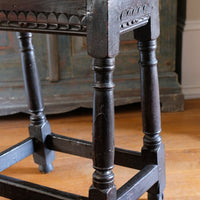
[182,85,200,99]
[178,20,200,32]
[178,19,200,99]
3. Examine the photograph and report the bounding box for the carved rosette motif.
[120,4,152,32]
[0,11,87,33]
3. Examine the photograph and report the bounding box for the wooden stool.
[0,0,165,199]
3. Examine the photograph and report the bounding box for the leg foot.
[29,118,55,173]
[39,163,54,174]
[148,193,164,200]
[17,32,55,173]
[89,170,116,200]
[89,185,116,200]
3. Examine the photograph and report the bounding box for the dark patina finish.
[0,0,183,116]
[0,0,165,200]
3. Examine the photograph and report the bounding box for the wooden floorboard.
[0,99,200,199]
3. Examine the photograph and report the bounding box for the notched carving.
[69,15,81,31]
[47,13,57,24]
[120,4,152,32]
[47,13,58,29]
[37,13,47,23]
[0,10,87,33]
[0,11,6,21]
[58,14,69,30]
[37,13,48,29]
[8,11,17,21]
[58,13,68,24]
[27,12,37,22]
[18,12,26,21]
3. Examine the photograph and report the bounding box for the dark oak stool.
[0,0,165,199]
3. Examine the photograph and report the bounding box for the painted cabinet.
[0,0,183,115]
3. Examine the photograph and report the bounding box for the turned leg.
[89,58,117,200]
[137,39,165,200]
[17,32,55,173]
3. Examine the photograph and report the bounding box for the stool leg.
[89,57,117,200]
[137,39,165,200]
[17,32,55,173]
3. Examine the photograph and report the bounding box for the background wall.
[180,0,200,99]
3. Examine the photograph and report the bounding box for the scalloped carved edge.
[120,4,152,30]
[0,10,87,32]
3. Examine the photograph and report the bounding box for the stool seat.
[0,0,165,200]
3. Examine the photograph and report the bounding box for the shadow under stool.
[0,0,166,199]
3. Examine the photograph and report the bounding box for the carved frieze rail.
[0,4,152,35]
[0,10,87,35]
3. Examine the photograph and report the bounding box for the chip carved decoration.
[0,10,87,32]
[0,4,152,34]
[120,4,152,31]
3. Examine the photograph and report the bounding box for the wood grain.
[0,99,200,199]
[0,0,87,15]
